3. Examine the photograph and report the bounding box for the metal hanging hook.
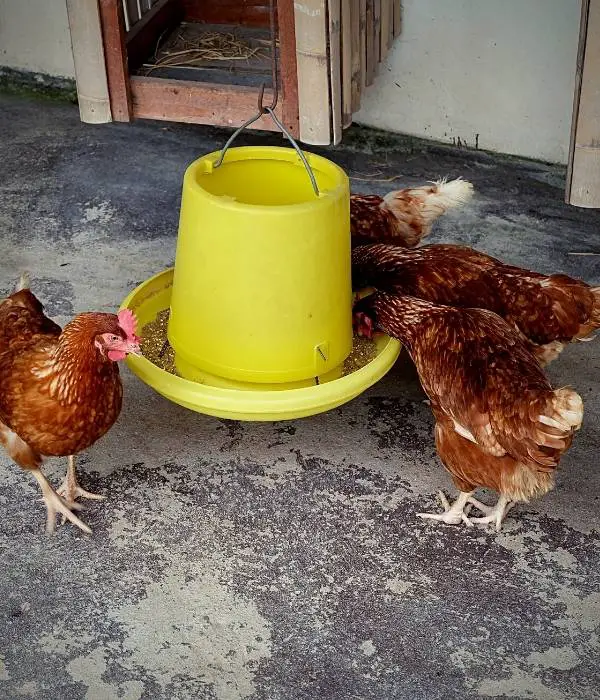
[212,0,319,197]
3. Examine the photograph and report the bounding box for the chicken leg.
[417,491,476,526]
[57,455,105,503]
[31,469,91,535]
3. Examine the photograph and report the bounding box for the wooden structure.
[566,0,600,208]
[68,0,401,145]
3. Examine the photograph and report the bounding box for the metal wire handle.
[212,0,320,197]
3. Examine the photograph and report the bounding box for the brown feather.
[352,243,600,363]
[354,292,583,502]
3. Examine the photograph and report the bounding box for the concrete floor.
[0,95,599,700]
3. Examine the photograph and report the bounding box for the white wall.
[355,0,581,164]
[0,0,75,78]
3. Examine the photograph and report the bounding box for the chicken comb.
[117,308,138,340]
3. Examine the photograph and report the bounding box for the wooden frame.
[566,0,600,207]
[98,0,300,136]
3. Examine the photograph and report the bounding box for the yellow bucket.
[168,146,352,384]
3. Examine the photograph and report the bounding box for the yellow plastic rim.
[120,269,401,421]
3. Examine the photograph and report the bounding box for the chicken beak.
[126,339,142,356]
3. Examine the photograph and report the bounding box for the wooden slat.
[66,0,112,123]
[328,0,343,143]
[99,0,133,121]
[392,0,401,38]
[126,0,183,71]
[566,0,600,207]
[182,1,271,27]
[350,0,361,111]
[130,76,282,129]
[373,0,381,65]
[277,0,300,138]
[294,0,331,144]
[341,0,353,126]
[365,0,374,86]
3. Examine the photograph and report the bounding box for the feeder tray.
[120,269,401,421]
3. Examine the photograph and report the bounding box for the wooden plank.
[373,0,381,65]
[365,0,374,86]
[341,0,353,126]
[294,0,331,144]
[66,0,112,123]
[328,0,343,143]
[350,0,361,111]
[126,0,183,71]
[277,0,300,138]
[182,1,271,27]
[566,0,600,207]
[392,0,401,38]
[99,0,133,121]
[130,75,282,129]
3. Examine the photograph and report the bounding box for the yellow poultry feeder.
[120,106,400,421]
[170,145,352,385]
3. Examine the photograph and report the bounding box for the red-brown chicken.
[352,243,600,365]
[350,178,473,248]
[353,291,583,530]
[0,274,141,534]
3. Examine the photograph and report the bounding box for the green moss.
[0,67,77,103]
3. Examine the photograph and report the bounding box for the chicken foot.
[57,455,106,503]
[417,491,476,526]
[467,494,515,531]
[418,491,515,531]
[31,468,92,535]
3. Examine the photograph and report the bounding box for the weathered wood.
[182,0,271,27]
[294,0,331,144]
[365,0,374,86]
[98,0,133,121]
[341,0,353,126]
[566,0,600,207]
[328,0,343,142]
[66,0,112,123]
[350,0,361,111]
[126,0,183,71]
[130,75,282,129]
[277,0,300,138]
[373,0,381,65]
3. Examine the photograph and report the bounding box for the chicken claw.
[57,455,106,503]
[417,490,475,527]
[31,469,92,535]
[467,494,515,531]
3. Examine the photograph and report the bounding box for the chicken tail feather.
[14,271,31,293]
[382,177,474,245]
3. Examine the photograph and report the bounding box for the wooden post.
[294,0,331,144]
[277,0,300,138]
[341,0,353,127]
[98,0,133,121]
[66,0,112,123]
[329,0,343,143]
[566,0,600,207]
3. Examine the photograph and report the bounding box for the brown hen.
[0,273,141,534]
[352,243,600,365]
[350,178,474,249]
[353,291,583,530]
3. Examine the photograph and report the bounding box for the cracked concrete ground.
[0,95,599,700]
